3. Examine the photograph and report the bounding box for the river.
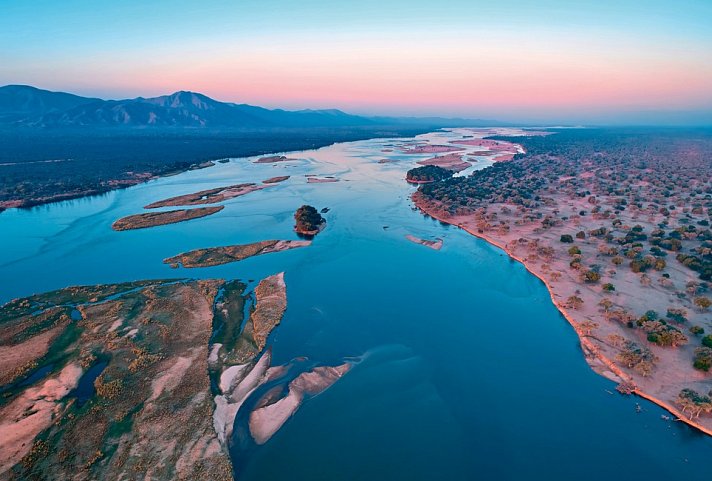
[0,128,710,480]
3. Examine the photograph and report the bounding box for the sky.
[1,0,711,124]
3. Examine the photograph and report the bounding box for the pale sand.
[0,325,64,385]
[416,153,470,172]
[0,363,82,474]
[213,352,272,445]
[149,352,197,402]
[405,234,443,250]
[248,363,351,445]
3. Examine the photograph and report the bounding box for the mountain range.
[0,85,502,129]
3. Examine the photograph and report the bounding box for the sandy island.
[112,206,223,231]
[417,153,471,172]
[144,183,266,208]
[248,363,351,444]
[401,144,464,154]
[263,175,290,184]
[405,234,443,250]
[164,240,311,268]
[254,155,296,164]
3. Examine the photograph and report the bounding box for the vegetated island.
[416,153,470,172]
[400,144,463,154]
[262,175,290,184]
[406,165,454,184]
[294,205,326,236]
[0,272,350,478]
[413,128,712,435]
[0,279,235,479]
[405,234,443,250]
[307,176,339,183]
[253,155,295,164]
[144,183,266,208]
[111,206,223,231]
[164,239,311,268]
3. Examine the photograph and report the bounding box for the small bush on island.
[560,234,574,243]
[602,283,615,292]
[702,335,712,348]
[406,165,453,183]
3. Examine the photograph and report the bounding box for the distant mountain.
[0,85,502,129]
[0,85,99,123]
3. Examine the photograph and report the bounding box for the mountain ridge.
[0,85,505,129]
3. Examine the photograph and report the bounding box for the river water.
[1,129,710,480]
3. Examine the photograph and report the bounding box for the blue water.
[1,129,710,480]
[68,360,108,407]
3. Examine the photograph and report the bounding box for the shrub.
[560,234,574,243]
[693,347,712,371]
[703,335,712,348]
[690,326,705,336]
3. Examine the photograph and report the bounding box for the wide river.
[1,129,711,480]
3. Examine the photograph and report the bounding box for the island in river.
[112,206,224,231]
[0,270,350,480]
[413,127,712,433]
[144,183,267,209]
[294,205,326,236]
[164,240,311,268]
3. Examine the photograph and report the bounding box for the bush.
[703,335,712,348]
[693,347,712,371]
[560,234,574,243]
[583,270,601,283]
[690,326,705,336]
[602,283,615,292]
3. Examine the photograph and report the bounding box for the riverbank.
[0,126,436,213]
[412,192,712,437]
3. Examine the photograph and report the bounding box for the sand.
[416,153,470,172]
[248,363,351,444]
[144,183,266,208]
[405,234,443,250]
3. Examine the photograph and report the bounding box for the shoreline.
[412,192,712,437]
[0,127,436,214]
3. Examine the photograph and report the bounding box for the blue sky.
[2,0,711,123]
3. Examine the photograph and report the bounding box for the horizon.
[2,0,712,125]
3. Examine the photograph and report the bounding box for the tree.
[582,270,601,283]
[690,326,705,337]
[694,296,711,311]
[702,335,712,348]
[693,347,712,371]
[566,295,584,310]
